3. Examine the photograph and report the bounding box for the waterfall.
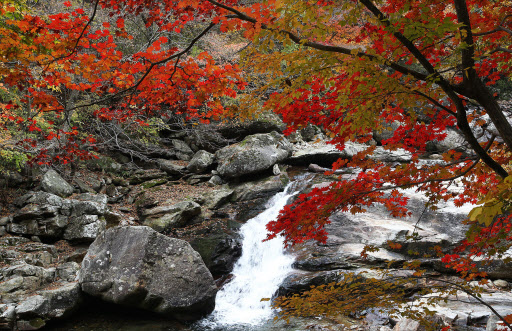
[199,179,308,329]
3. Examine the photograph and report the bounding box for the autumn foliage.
[1,0,512,326]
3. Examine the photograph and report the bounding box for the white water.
[203,181,303,328]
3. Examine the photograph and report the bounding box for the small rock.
[207,175,223,187]
[156,159,186,176]
[41,170,74,198]
[187,150,215,173]
[494,279,509,289]
[142,201,201,232]
[204,188,234,210]
[272,164,281,175]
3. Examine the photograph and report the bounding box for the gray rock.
[41,170,74,198]
[231,174,289,202]
[129,170,167,185]
[300,124,321,142]
[0,304,16,329]
[0,217,9,226]
[370,147,411,163]
[272,164,281,175]
[427,128,467,153]
[187,150,215,173]
[0,276,24,293]
[289,141,364,167]
[393,318,421,331]
[70,193,108,216]
[56,262,80,282]
[142,201,201,232]
[79,226,217,321]
[215,132,292,179]
[189,220,242,277]
[277,270,345,297]
[74,178,95,194]
[15,282,82,330]
[171,139,194,161]
[486,314,511,331]
[204,188,234,210]
[12,192,63,222]
[64,215,106,242]
[494,279,509,289]
[207,175,223,187]
[7,192,108,240]
[7,215,68,239]
[217,114,286,140]
[291,141,411,166]
[156,159,186,175]
[0,170,24,188]
[373,120,401,144]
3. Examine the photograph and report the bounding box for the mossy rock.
[141,178,168,189]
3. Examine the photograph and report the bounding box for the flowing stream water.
[198,178,310,330]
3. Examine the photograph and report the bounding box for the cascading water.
[199,178,310,330]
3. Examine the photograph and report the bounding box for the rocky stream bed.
[1,119,512,331]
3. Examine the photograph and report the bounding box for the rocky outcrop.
[215,132,292,179]
[0,170,25,188]
[0,236,83,330]
[41,170,74,198]
[187,150,215,173]
[141,201,201,232]
[79,226,217,321]
[6,192,108,241]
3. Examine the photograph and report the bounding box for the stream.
[197,179,307,330]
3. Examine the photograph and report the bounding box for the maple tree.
[0,0,245,166]
[198,0,512,327]
[1,0,512,327]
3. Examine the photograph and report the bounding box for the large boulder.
[215,132,292,179]
[187,150,215,174]
[79,226,217,321]
[141,201,201,232]
[41,170,74,198]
